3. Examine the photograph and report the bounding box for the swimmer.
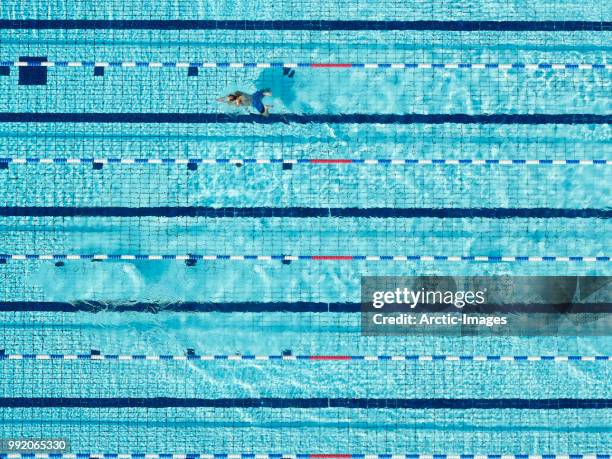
[217,89,272,116]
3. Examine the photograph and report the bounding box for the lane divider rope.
[0,455,610,459]
[2,61,612,70]
[0,255,609,262]
[1,158,609,166]
[0,354,608,362]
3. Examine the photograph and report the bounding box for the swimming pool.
[0,0,611,455]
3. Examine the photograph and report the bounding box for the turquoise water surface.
[0,0,611,455]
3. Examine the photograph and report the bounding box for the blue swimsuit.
[251,89,267,114]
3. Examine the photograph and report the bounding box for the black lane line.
[0,301,355,313]
[0,20,609,31]
[0,301,609,313]
[0,113,609,124]
[1,207,610,218]
[0,397,609,409]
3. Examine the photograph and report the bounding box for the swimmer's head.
[228,93,244,106]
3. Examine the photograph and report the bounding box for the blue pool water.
[0,0,611,455]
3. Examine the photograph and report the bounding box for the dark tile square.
[188,66,198,76]
[0,66,9,76]
[94,66,104,76]
[18,56,48,85]
[282,162,293,170]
